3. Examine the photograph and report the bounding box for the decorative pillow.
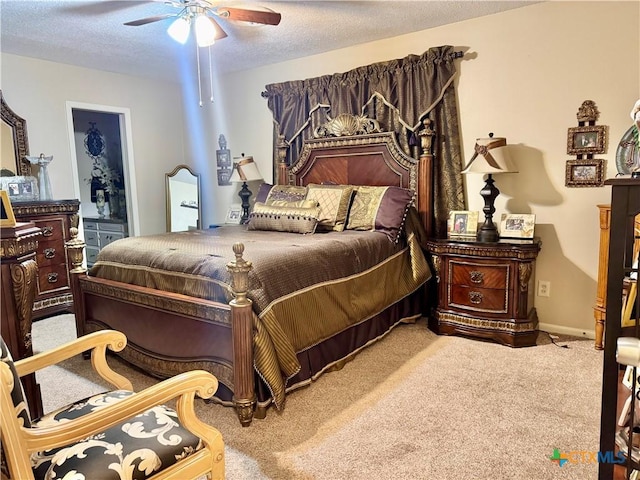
[248,202,320,234]
[346,185,415,242]
[255,183,308,205]
[305,184,355,232]
[270,199,319,208]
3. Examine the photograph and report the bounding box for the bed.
[69,114,436,426]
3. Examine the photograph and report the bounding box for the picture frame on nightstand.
[500,213,536,239]
[447,210,478,238]
[225,204,242,224]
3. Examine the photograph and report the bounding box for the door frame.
[65,102,140,236]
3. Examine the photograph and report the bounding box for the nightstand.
[426,237,542,347]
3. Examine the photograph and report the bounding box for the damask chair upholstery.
[0,330,225,480]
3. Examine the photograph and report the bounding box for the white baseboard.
[538,322,595,340]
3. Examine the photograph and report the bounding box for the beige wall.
[219,1,640,336]
[0,53,187,235]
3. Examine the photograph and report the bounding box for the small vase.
[96,189,106,218]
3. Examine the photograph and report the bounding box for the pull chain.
[208,45,214,103]
[196,40,203,107]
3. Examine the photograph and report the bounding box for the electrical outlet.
[538,280,550,297]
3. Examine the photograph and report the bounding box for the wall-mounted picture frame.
[565,158,605,187]
[566,125,607,155]
[0,176,39,201]
[447,210,479,238]
[225,203,242,224]
[500,213,536,239]
[0,190,17,227]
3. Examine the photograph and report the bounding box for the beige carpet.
[32,314,602,479]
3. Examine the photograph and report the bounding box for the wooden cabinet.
[598,177,640,480]
[426,237,542,347]
[12,200,80,320]
[0,222,44,418]
[83,217,128,267]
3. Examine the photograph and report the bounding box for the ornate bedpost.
[65,213,87,337]
[418,118,435,237]
[226,242,256,427]
[276,134,289,185]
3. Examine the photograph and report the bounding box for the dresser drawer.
[86,246,100,266]
[36,263,70,294]
[32,218,65,242]
[35,238,66,267]
[449,261,508,289]
[447,284,508,313]
[99,231,125,248]
[84,230,99,246]
[99,222,127,233]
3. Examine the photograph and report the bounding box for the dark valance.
[263,45,465,236]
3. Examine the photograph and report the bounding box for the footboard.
[67,237,257,426]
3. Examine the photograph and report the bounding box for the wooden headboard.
[277,114,434,235]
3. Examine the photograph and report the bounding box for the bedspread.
[90,217,431,407]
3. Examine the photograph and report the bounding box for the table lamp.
[229,156,263,224]
[462,134,518,242]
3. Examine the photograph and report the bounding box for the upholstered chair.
[0,330,224,480]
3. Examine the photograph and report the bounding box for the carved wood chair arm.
[14,330,132,390]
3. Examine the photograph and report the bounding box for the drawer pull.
[469,291,483,304]
[42,226,54,237]
[44,248,56,259]
[469,271,484,284]
[47,273,59,283]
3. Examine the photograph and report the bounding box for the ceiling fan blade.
[216,7,281,26]
[124,13,178,26]
[209,17,229,41]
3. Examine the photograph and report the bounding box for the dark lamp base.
[477,224,499,243]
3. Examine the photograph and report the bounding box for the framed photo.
[225,203,242,224]
[566,125,606,155]
[0,190,17,227]
[565,158,605,187]
[500,214,536,239]
[0,176,39,201]
[447,210,479,238]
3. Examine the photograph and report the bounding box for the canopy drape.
[262,45,465,236]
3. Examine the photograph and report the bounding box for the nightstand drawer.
[448,284,508,313]
[32,218,65,242]
[36,263,70,294]
[449,261,508,289]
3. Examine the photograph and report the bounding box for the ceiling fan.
[124,0,281,46]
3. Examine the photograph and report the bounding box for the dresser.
[426,237,542,347]
[83,217,128,267]
[0,221,44,418]
[12,199,80,320]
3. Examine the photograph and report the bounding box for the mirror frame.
[1,90,31,176]
[165,164,202,232]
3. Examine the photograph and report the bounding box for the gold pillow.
[305,184,354,232]
[248,202,320,234]
[269,199,319,208]
[265,185,308,204]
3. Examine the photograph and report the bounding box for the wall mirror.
[166,165,201,231]
[1,90,31,177]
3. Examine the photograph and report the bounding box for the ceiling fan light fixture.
[195,15,216,47]
[167,16,191,44]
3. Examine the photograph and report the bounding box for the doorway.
[66,102,139,245]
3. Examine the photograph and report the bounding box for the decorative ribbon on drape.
[262,45,465,236]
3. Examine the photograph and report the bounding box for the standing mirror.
[1,90,32,176]
[166,165,201,231]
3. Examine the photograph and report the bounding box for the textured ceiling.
[1,1,537,82]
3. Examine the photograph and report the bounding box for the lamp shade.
[167,16,191,44]
[195,15,216,47]
[230,157,263,183]
[462,136,517,175]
